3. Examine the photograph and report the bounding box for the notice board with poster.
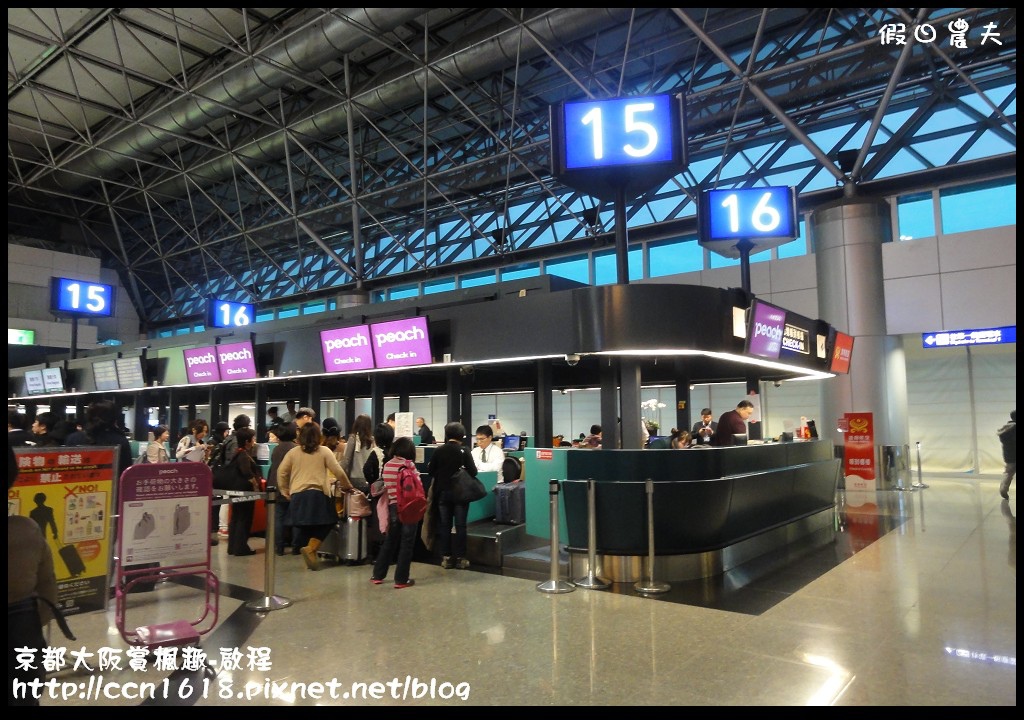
[843,412,876,491]
[10,446,118,616]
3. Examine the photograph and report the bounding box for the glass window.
[501,263,540,281]
[424,278,456,295]
[302,301,326,315]
[277,307,299,319]
[388,285,419,301]
[594,248,642,285]
[546,254,590,284]
[255,309,275,323]
[896,192,935,241]
[461,271,496,289]
[648,237,703,277]
[940,179,1016,234]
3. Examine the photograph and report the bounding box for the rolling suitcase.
[59,543,87,577]
[493,481,526,525]
[318,497,367,565]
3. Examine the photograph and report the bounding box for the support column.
[445,368,461,425]
[599,357,619,449]
[619,359,643,449]
[811,197,908,448]
[673,359,691,435]
[534,359,553,446]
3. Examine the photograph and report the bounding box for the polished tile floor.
[37,477,1015,706]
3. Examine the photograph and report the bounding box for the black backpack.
[207,441,226,469]
[501,456,522,482]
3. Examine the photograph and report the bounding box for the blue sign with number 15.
[49,277,115,317]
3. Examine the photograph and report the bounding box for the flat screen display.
[115,356,145,389]
[369,317,432,369]
[183,346,221,383]
[320,325,374,372]
[24,370,45,395]
[830,331,854,374]
[92,359,119,391]
[216,340,257,380]
[502,435,523,452]
[745,299,786,360]
[42,367,65,393]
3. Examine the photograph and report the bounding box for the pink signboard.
[746,299,786,360]
[183,345,221,383]
[369,317,432,369]
[216,340,257,380]
[320,325,374,372]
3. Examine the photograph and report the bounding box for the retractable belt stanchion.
[573,479,610,590]
[634,478,670,595]
[913,441,929,489]
[245,487,292,612]
[537,479,574,594]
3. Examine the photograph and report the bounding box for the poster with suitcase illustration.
[10,445,118,616]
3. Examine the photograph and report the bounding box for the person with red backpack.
[370,437,424,589]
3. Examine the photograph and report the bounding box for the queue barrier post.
[573,479,610,590]
[245,487,292,612]
[536,479,575,594]
[634,478,670,595]
[913,441,929,489]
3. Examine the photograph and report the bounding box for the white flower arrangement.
[641,398,666,433]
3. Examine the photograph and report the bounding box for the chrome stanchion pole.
[635,478,670,595]
[537,479,574,594]
[573,479,610,590]
[246,488,292,612]
[912,441,929,489]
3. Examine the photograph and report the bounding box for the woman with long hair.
[277,423,353,570]
[341,413,375,492]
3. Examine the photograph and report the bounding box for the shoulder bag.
[450,467,487,504]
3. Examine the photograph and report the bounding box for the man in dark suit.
[691,408,717,446]
[8,410,34,446]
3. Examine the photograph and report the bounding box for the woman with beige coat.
[277,423,353,570]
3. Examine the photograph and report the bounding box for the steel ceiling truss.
[7,8,1016,327]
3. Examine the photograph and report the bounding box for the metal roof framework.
[7,8,1017,328]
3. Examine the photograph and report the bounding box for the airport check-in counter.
[522,440,840,582]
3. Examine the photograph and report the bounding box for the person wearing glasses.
[472,425,506,482]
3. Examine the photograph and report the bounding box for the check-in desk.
[555,440,840,582]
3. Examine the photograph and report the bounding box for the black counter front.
[561,440,838,556]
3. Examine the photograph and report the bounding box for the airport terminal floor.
[37,477,1014,707]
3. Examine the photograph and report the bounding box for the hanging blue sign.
[922,326,1016,348]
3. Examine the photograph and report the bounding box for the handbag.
[212,452,249,491]
[450,467,487,504]
[347,490,372,518]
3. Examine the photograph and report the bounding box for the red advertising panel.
[843,412,875,491]
[830,331,854,374]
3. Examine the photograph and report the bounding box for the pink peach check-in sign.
[320,324,374,372]
[369,317,432,369]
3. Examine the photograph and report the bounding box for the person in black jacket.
[416,417,435,445]
[64,400,133,475]
[998,410,1016,499]
[426,422,477,570]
